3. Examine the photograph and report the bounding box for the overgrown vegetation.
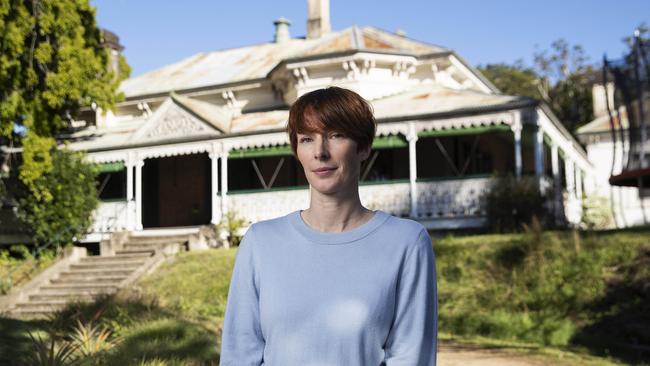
[436,223,650,364]
[0,244,58,294]
[213,210,248,247]
[14,143,99,247]
[483,174,550,232]
[0,292,220,365]
[2,227,648,364]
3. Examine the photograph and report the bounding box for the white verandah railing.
[91,175,575,233]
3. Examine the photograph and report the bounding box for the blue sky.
[91,0,649,77]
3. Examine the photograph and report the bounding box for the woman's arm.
[383,228,438,366]
[220,225,265,366]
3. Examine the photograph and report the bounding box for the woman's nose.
[314,136,330,160]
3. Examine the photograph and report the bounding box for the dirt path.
[438,343,555,366]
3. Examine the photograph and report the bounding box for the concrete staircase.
[4,232,196,317]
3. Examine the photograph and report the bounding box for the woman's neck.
[301,192,374,233]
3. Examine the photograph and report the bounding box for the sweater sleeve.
[219,225,265,366]
[383,228,438,366]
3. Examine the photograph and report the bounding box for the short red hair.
[286,87,376,156]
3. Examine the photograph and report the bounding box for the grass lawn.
[0,226,648,365]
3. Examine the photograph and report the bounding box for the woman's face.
[296,127,370,196]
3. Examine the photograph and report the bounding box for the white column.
[407,124,418,218]
[135,159,144,230]
[565,158,575,198]
[575,167,583,201]
[551,144,561,223]
[210,152,220,224]
[533,125,544,177]
[584,173,596,195]
[126,160,135,230]
[512,123,522,178]
[220,150,229,216]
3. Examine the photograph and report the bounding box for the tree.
[478,39,595,134]
[0,0,129,138]
[533,39,595,132]
[477,62,544,100]
[15,141,99,247]
[0,0,128,246]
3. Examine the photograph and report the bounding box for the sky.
[91,0,649,78]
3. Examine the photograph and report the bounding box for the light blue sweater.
[220,209,437,366]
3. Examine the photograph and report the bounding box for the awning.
[230,145,292,159]
[229,135,410,159]
[96,161,125,173]
[418,124,511,138]
[372,135,407,149]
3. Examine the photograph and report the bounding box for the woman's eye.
[299,137,311,143]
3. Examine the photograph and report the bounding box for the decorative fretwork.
[145,108,208,140]
[416,178,490,218]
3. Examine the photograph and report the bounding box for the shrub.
[15,138,99,248]
[0,245,58,294]
[483,173,549,233]
[214,210,248,247]
[580,194,614,230]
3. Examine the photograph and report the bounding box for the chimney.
[100,28,124,79]
[307,0,331,39]
[274,17,291,43]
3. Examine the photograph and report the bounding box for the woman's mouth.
[313,167,337,177]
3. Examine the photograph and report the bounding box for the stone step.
[114,249,156,256]
[80,253,152,262]
[122,241,183,251]
[126,236,189,244]
[11,303,68,315]
[50,275,128,284]
[69,261,144,271]
[41,283,119,291]
[30,288,117,301]
[58,268,135,278]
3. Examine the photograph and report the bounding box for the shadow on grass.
[572,245,650,365]
[0,315,49,365]
[0,291,220,365]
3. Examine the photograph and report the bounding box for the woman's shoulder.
[243,211,295,238]
[381,211,427,237]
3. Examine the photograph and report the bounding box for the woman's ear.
[359,145,371,162]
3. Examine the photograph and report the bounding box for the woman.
[220,86,437,365]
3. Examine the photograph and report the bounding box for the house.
[53,0,595,242]
[575,81,650,228]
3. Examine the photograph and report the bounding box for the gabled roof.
[128,96,223,144]
[62,84,529,153]
[119,26,448,98]
[576,110,628,135]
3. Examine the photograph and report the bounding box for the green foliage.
[70,319,118,360]
[0,0,130,138]
[478,38,595,134]
[16,142,99,247]
[436,223,650,354]
[477,62,543,99]
[25,330,80,366]
[0,244,58,294]
[483,174,549,233]
[580,194,614,230]
[138,249,237,321]
[214,210,248,247]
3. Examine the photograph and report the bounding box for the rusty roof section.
[62,84,526,153]
[120,26,448,98]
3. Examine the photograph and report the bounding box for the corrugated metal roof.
[65,84,523,152]
[119,26,447,98]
